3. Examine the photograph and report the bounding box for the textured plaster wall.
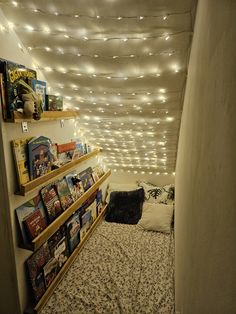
[175,1,236,313]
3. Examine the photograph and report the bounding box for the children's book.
[88,200,97,223]
[15,195,48,246]
[46,94,63,111]
[54,177,74,211]
[66,211,80,253]
[65,172,84,202]
[11,136,32,188]
[0,73,7,120]
[26,242,51,302]
[80,210,92,240]
[31,79,47,111]
[43,257,59,288]
[23,208,47,241]
[27,136,52,180]
[40,184,63,223]
[0,58,37,120]
[96,189,103,215]
[79,167,94,192]
[57,141,76,166]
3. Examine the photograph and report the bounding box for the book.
[65,172,84,202]
[47,235,69,273]
[0,73,7,120]
[88,200,97,223]
[96,189,103,215]
[26,242,51,302]
[45,94,63,111]
[79,167,94,192]
[27,136,52,180]
[11,136,32,188]
[40,184,63,223]
[31,79,47,111]
[23,208,47,241]
[0,59,37,120]
[57,141,76,166]
[15,195,48,246]
[93,165,105,178]
[91,168,100,182]
[54,177,74,211]
[66,211,80,253]
[43,257,59,288]
[80,210,92,240]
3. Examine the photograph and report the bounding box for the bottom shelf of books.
[25,202,108,314]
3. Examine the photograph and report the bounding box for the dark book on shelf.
[48,229,64,255]
[96,189,103,215]
[31,79,47,111]
[23,208,47,241]
[79,167,94,192]
[66,211,80,253]
[11,136,33,188]
[65,171,84,202]
[40,184,63,223]
[54,177,74,211]
[28,136,52,180]
[26,242,51,302]
[0,58,37,120]
[15,195,48,246]
[45,94,63,111]
[0,73,7,120]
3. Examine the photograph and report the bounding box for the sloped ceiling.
[0,0,197,175]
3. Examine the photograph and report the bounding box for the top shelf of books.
[11,110,80,123]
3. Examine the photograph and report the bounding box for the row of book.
[15,165,105,247]
[25,189,103,303]
[0,58,64,121]
[12,135,92,188]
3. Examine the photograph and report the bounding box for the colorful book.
[57,141,76,166]
[15,195,48,246]
[66,211,80,253]
[26,242,51,302]
[88,200,97,223]
[96,189,103,215]
[54,177,74,211]
[0,73,7,120]
[80,210,92,240]
[40,184,63,223]
[0,58,37,119]
[65,172,84,202]
[31,79,47,111]
[79,167,94,192]
[43,257,59,288]
[11,136,32,188]
[46,94,63,111]
[23,208,47,241]
[27,136,52,180]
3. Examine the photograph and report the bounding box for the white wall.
[175,1,236,313]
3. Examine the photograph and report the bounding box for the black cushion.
[105,188,144,224]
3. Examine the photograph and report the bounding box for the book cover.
[66,211,80,253]
[80,210,92,240]
[31,79,47,111]
[43,257,59,288]
[46,94,63,111]
[79,167,94,192]
[11,136,32,188]
[48,229,64,255]
[45,235,69,286]
[65,172,84,202]
[40,184,63,223]
[0,73,7,120]
[15,195,48,246]
[88,200,97,223]
[26,242,51,302]
[96,189,103,215]
[23,208,47,240]
[57,141,76,165]
[54,177,74,211]
[0,59,37,119]
[28,136,52,180]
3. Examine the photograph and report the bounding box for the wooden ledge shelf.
[28,170,111,251]
[25,203,108,314]
[11,110,80,123]
[17,149,101,196]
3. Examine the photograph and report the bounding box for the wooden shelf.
[17,149,101,196]
[11,110,80,123]
[28,170,111,251]
[25,203,108,314]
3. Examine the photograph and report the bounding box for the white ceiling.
[0,0,197,175]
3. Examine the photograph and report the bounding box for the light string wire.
[0,2,190,20]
